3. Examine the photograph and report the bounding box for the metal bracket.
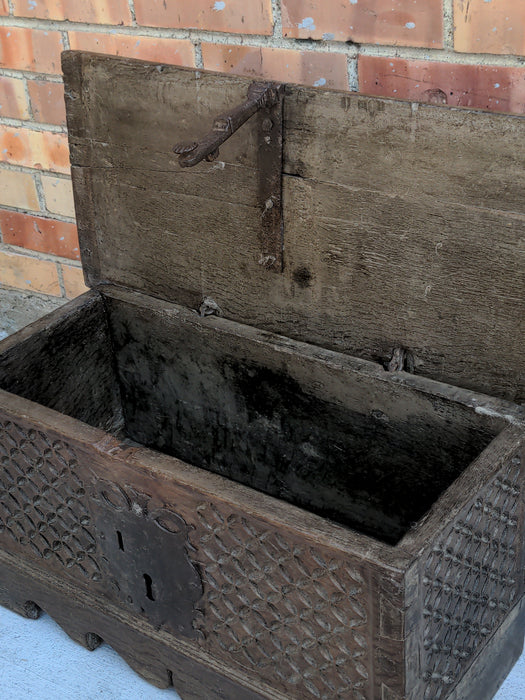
[173,81,285,273]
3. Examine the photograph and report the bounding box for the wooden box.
[0,51,524,700]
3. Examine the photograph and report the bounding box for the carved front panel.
[189,501,372,700]
[0,419,104,583]
[420,450,523,699]
[0,413,411,699]
[0,417,203,640]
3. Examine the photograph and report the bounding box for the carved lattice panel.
[0,419,103,582]
[190,502,371,700]
[421,451,522,699]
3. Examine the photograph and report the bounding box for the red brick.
[0,125,70,173]
[454,0,525,56]
[28,80,66,126]
[0,1,8,15]
[0,210,79,260]
[0,27,64,75]
[0,76,30,120]
[202,43,348,90]
[0,248,61,296]
[61,263,88,298]
[135,0,273,36]
[359,56,525,115]
[0,170,39,211]
[41,175,75,218]
[12,0,132,24]
[68,32,195,67]
[282,0,443,48]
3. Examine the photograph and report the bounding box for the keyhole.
[116,530,124,551]
[144,573,155,601]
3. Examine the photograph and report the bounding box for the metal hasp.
[173,81,285,273]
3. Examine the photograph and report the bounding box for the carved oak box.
[0,51,524,700]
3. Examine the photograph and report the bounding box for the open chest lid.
[62,51,525,405]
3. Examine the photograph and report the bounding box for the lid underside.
[62,51,525,403]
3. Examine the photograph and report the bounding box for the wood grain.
[0,291,122,432]
[0,550,271,700]
[62,52,525,402]
[1,50,521,700]
[102,286,504,545]
[0,290,523,698]
[284,91,525,215]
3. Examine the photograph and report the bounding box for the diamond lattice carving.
[0,419,102,582]
[190,502,370,700]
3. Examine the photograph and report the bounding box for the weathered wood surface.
[0,388,411,700]
[0,291,122,432]
[403,429,525,700]
[0,50,522,700]
[0,551,270,700]
[0,289,523,698]
[0,371,522,699]
[103,285,504,545]
[63,51,525,403]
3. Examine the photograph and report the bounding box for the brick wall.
[0,0,523,303]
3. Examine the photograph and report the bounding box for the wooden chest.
[0,51,524,700]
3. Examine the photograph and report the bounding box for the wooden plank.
[284,90,525,215]
[62,52,525,401]
[102,286,505,545]
[400,429,524,699]
[63,52,259,164]
[0,389,407,699]
[70,157,259,205]
[0,383,410,571]
[86,169,265,308]
[0,551,273,700]
[283,176,525,403]
[398,424,524,555]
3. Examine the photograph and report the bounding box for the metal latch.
[173,81,285,272]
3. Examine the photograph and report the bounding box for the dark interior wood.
[0,293,122,433]
[63,51,525,404]
[0,288,507,545]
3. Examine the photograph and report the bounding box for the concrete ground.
[0,289,523,699]
[0,288,64,341]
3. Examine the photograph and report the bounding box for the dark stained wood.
[0,51,523,700]
[62,51,525,402]
[0,551,271,700]
[0,388,411,699]
[0,294,523,699]
[445,598,525,700]
[402,431,525,699]
[398,424,525,555]
[0,359,522,699]
[102,286,504,545]
[0,385,411,572]
[0,291,122,432]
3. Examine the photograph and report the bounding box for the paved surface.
[0,288,64,340]
[0,607,179,700]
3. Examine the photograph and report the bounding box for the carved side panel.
[420,450,523,700]
[0,419,104,582]
[189,502,372,700]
